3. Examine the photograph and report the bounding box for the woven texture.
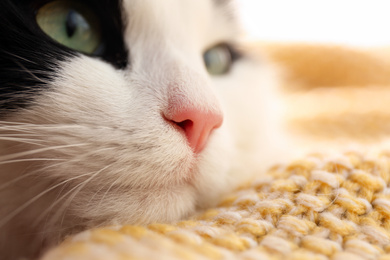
[42,152,390,260]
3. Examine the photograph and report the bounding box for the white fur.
[0,0,289,259]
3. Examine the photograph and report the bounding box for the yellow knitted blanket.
[42,152,390,260]
[41,44,390,260]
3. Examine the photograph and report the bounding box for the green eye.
[203,44,233,75]
[36,0,101,54]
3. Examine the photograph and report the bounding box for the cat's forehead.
[122,0,238,49]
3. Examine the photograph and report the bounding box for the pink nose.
[166,108,223,154]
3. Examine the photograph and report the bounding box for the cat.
[0,0,293,259]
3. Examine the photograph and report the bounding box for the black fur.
[0,0,128,114]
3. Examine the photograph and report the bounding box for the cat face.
[0,0,281,258]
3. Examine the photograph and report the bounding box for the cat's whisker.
[97,177,121,209]
[0,170,97,229]
[0,121,135,138]
[0,125,61,135]
[0,143,88,162]
[0,133,48,137]
[0,137,50,146]
[0,95,34,103]
[8,68,54,77]
[0,168,46,192]
[58,164,116,229]
[35,164,115,229]
[0,155,100,192]
[2,50,40,66]
[85,178,111,207]
[0,123,77,130]
[11,60,51,85]
[0,158,64,166]
[0,120,40,126]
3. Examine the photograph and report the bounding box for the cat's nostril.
[166,109,223,154]
[176,119,193,132]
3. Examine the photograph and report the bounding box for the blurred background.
[237,0,390,47]
[235,1,390,146]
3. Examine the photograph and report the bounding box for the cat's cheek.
[17,56,224,187]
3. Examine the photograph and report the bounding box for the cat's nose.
[166,107,223,154]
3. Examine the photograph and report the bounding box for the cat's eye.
[36,0,102,54]
[203,44,234,75]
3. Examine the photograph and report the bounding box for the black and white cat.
[0,0,288,258]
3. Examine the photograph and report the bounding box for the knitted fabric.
[41,152,390,260]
